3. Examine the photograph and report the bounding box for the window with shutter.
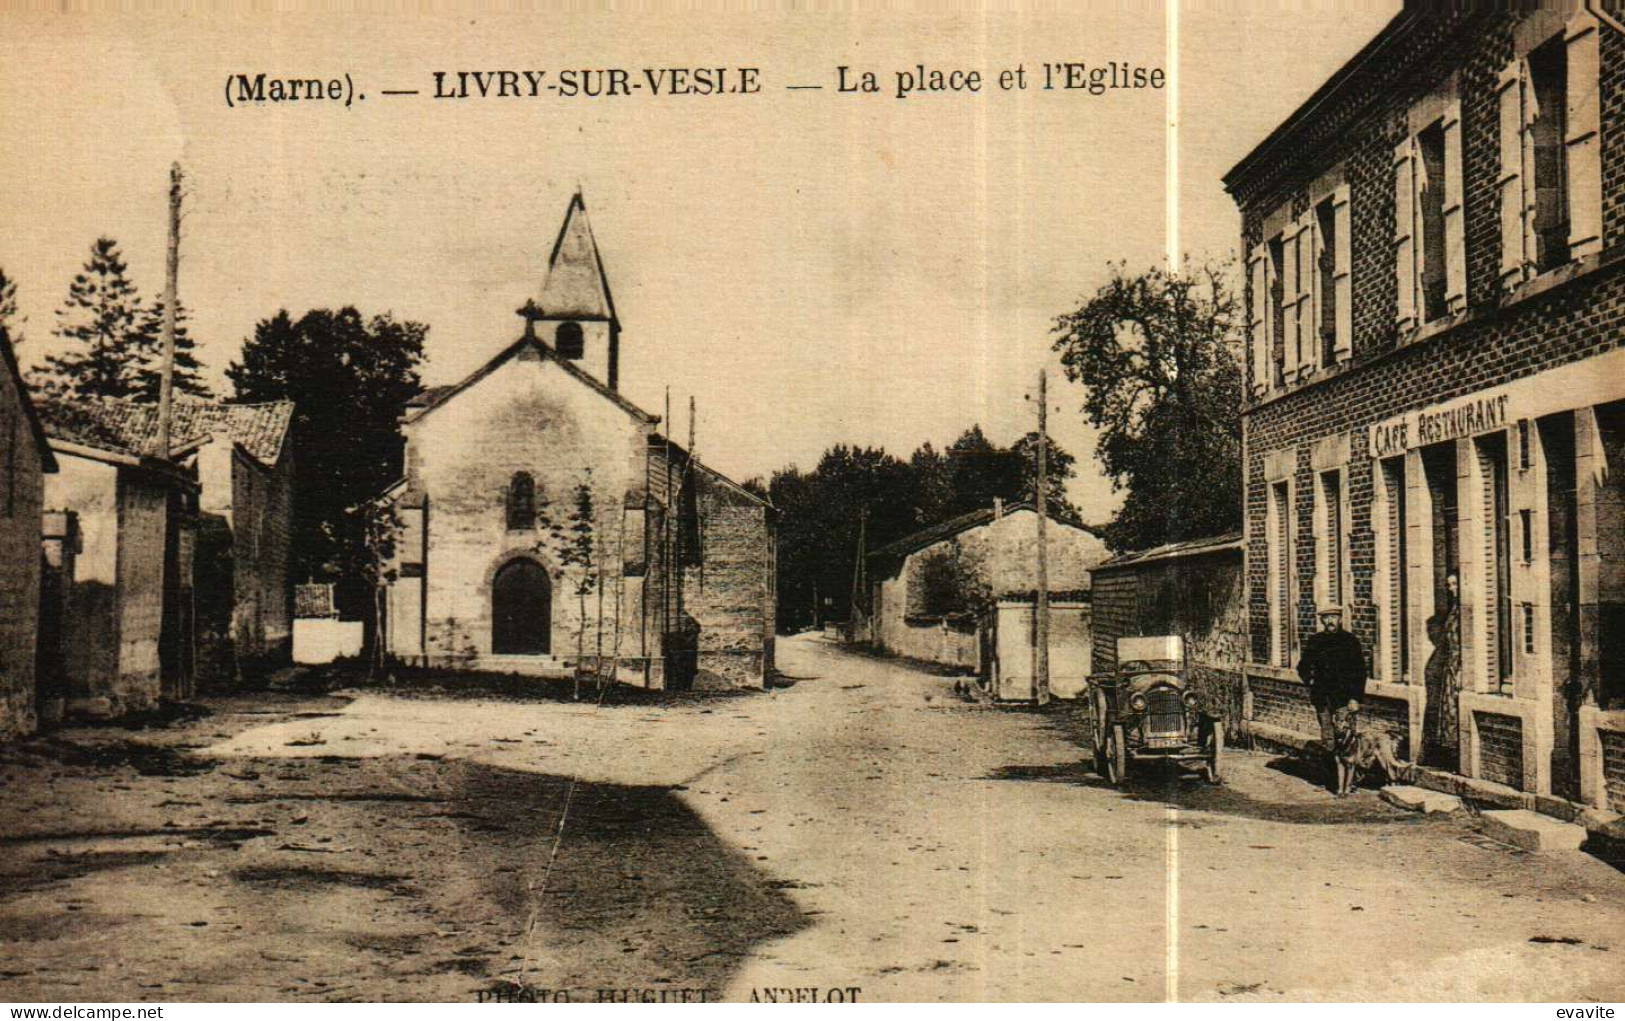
[1393,139,1418,333]
[1564,11,1601,262]
[1528,35,1571,271]
[1417,122,1448,324]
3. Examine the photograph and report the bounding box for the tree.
[137,299,213,399]
[559,471,598,699]
[0,267,23,349]
[1010,430,1080,521]
[1052,260,1243,551]
[34,238,154,400]
[227,307,427,620]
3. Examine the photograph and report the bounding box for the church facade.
[377,193,775,690]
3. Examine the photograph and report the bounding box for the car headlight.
[1183,691,1200,708]
[1128,693,1147,712]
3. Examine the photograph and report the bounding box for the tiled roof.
[1097,531,1244,569]
[869,502,1098,562]
[36,397,294,466]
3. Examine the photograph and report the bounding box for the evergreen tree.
[34,238,154,400]
[137,299,213,399]
[0,267,23,350]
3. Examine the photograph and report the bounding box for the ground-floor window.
[1477,432,1513,694]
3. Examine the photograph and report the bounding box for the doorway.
[1420,442,1461,769]
[492,558,552,655]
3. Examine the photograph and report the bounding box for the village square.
[4,2,1625,1006]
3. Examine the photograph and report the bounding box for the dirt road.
[0,634,1620,1002]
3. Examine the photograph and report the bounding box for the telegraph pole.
[157,163,182,458]
[1035,368,1051,704]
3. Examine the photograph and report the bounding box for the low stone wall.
[293,619,364,665]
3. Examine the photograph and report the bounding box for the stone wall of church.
[406,350,657,668]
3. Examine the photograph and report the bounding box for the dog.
[1331,701,1415,796]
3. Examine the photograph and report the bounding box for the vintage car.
[1087,636,1222,785]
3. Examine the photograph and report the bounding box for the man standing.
[1297,604,1366,747]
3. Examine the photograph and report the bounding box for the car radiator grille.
[1143,689,1185,741]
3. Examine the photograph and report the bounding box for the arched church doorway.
[492,558,552,655]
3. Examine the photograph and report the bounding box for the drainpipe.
[1584,0,1624,35]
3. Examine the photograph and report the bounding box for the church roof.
[402,335,657,426]
[537,192,617,323]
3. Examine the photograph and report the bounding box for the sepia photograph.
[0,0,1623,1007]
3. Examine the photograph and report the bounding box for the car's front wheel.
[1104,724,1128,786]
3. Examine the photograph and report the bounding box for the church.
[376,193,775,690]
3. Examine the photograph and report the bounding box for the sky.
[0,2,1398,524]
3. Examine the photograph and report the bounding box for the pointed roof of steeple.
[537,191,617,323]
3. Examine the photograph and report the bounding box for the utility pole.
[1035,368,1051,705]
[157,163,182,458]
[850,507,868,625]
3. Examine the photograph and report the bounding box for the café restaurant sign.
[1368,391,1512,459]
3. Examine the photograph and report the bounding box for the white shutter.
[1497,60,1530,287]
[1442,96,1467,314]
[1282,220,1301,380]
[1333,185,1352,362]
[1248,244,1268,396]
[1394,139,1417,333]
[1565,11,1602,262]
[1303,212,1322,374]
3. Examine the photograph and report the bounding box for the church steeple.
[534,191,622,390]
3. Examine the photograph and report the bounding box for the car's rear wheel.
[1104,724,1128,786]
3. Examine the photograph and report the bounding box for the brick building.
[1089,534,1246,736]
[377,192,775,690]
[1226,3,1625,813]
[0,333,57,739]
[35,399,199,718]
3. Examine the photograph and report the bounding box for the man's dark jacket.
[1297,628,1366,706]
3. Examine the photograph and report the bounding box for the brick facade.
[1227,4,1625,808]
[1088,536,1247,736]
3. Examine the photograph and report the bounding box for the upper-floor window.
[506,471,537,530]
[1249,182,1348,398]
[1396,76,1465,334]
[1499,10,1602,289]
[555,321,584,360]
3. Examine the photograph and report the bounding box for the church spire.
[538,190,618,325]
[532,191,623,390]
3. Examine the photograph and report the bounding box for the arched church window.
[506,472,537,530]
[555,321,585,360]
